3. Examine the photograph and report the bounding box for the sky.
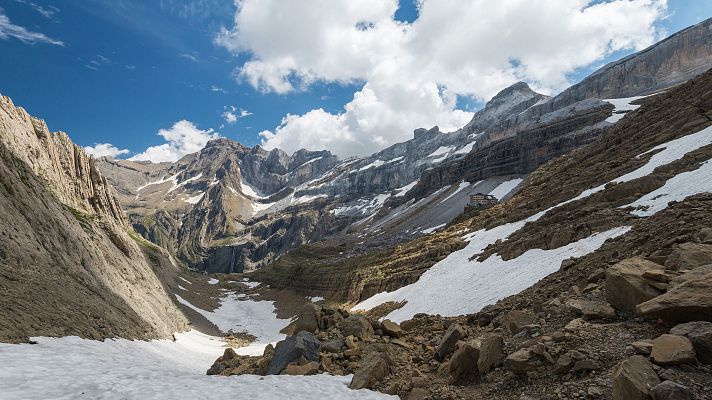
[0,0,710,161]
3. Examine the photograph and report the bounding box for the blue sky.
[0,0,710,160]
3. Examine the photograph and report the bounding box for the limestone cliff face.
[555,17,712,105]
[0,96,126,223]
[0,95,187,342]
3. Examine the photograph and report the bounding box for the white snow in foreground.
[604,96,645,123]
[625,159,712,217]
[179,276,192,285]
[354,226,630,323]
[489,178,523,200]
[310,296,325,302]
[438,181,471,205]
[175,293,289,356]
[0,331,393,400]
[207,278,219,285]
[241,280,261,289]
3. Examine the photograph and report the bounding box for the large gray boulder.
[670,321,712,364]
[294,303,322,333]
[605,258,665,312]
[342,315,375,340]
[448,342,479,383]
[349,352,392,390]
[612,355,660,400]
[638,272,712,323]
[435,323,465,361]
[266,331,321,375]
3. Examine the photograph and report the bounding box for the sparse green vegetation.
[64,205,95,232]
[127,229,160,251]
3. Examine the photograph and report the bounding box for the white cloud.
[216,0,667,157]
[211,85,227,93]
[179,53,198,62]
[84,143,130,158]
[0,10,64,46]
[222,105,252,124]
[130,120,219,163]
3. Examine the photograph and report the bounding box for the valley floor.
[0,282,395,400]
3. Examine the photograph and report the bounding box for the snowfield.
[0,290,393,399]
[0,331,394,400]
[354,220,630,322]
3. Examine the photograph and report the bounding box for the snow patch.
[168,173,203,194]
[0,331,393,400]
[207,278,219,285]
[604,96,645,123]
[354,226,629,322]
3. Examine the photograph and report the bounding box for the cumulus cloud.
[130,120,219,163]
[222,105,252,125]
[0,10,64,46]
[84,143,130,158]
[216,0,667,157]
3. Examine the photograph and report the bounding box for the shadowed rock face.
[0,95,187,342]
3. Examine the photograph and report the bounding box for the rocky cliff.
[0,95,187,342]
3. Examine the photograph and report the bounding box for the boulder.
[637,272,712,322]
[650,334,696,366]
[670,321,712,364]
[477,304,502,326]
[472,333,504,374]
[566,299,617,320]
[322,338,344,353]
[555,354,574,374]
[651,381,693,400]
[349,352,392,390]
[206,347,238,375]
[342,315,375,340]
[571,359,600,373]
[435,323,465,361]
[294,303,322,333]
[448,342,480,383]
[664,242,712,271]
[612,355,660,400]
[630,340,653,355]
[266,331,321,375]
[502,310,537,335]
[605,258,665,312]
[282,361,320,376]
[381,319,404,338]
[669,264,712,287]
[504,348,543,374]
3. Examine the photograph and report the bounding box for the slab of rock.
[472,333,504,374]
[435,323,465,361]
[664,242,712,271]
[612,355,661,400]
[650,334,696,366]
[380,319,403,338]
[349,352,392,390]
[630,340,653,355]
[670,321,712,364]
[282,361,319,376]
[638,272,712,322]
[322,338,344,353]
[448,342,480,383]
[503,310,537,335]
[342,315,375,340]
[477,304,502,326]
[651,381,693,400]
[606,258,665,312]
[566,299,617,320]
[571,359,600,373]
[555,354,574,374]
[294,303,322,333]
[504,348,542,374]
[267,331,321,375]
